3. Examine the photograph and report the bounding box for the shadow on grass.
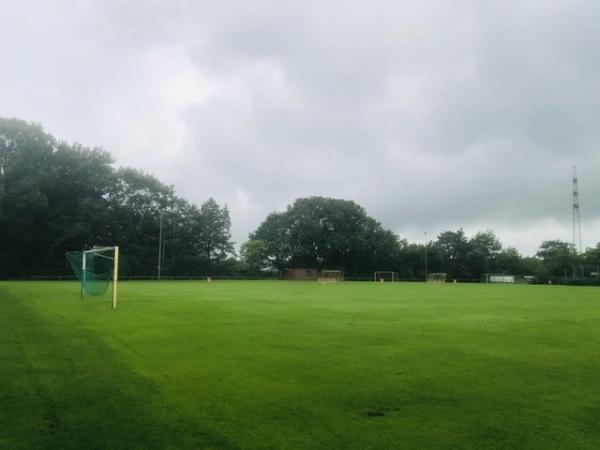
[0,286,238,450]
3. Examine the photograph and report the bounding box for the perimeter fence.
[1,274,598,286]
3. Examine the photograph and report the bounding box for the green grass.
[1,281,600,449]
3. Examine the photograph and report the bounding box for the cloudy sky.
[2,0,599,255]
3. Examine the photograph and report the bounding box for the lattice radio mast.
[572,166,582,254]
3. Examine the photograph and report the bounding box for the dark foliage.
[0,118,234,277]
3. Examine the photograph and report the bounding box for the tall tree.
[246,196,402,276]
[248,212,292,271]
[240,239,270,273]
[46,143,114,256]
[0,119,55,275]
[0,119,114,275]
[536,240,576,278]
[0,117,235,277]
[584,243,600,278]
[468,230,502,278]
[434,229,473,280]
[197,198,234,272]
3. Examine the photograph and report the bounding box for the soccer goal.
[318,270,344,283]
[426,273,447,283]
[66,246,119,309]
[481,274,515,284]
[374,271,397,282]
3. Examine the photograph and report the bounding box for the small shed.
[284,268,319,280]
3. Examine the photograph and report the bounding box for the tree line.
[1,117,599,282]
[243,197,600,282]
[0,118,233,277]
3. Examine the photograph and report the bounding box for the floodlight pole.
[424,231,429,280]
[572,166,582,254]
[157,212,163,280]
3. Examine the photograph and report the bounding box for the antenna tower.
[572,166,582,253]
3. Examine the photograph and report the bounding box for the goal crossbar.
[318,269,344,283]
[66,246,119,309]
[374,271,397,282]
[84,248,116,260]
[426,272,447,283]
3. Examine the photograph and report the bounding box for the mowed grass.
[1,281,600,449]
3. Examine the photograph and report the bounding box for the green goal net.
[66,247,118,298]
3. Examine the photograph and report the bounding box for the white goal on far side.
[374,271,397,282]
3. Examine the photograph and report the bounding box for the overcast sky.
[2,0,599,255]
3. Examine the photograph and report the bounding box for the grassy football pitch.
[1,280,600,449]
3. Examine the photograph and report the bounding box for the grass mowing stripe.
[0,286,47,450]
[0,285,237,450]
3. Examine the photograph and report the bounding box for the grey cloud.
[1,0,599,254]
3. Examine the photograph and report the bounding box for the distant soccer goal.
[318,270,344,283]
[481,274,515,284]
[66,246,119,309]
[426,273,447,283]
[374,271,397,282]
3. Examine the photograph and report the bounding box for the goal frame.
[318,269,344,283]
[81,246,120,309]
[374,271,397,282]
[426,272,447,283]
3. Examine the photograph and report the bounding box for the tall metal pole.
[424,231,428,280]
[572,166,582,253]
[572,167,583,278]
[157,212,163,280]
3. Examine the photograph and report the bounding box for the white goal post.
[374,271,397,282]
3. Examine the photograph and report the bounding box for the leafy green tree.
[354,219,401,276]
[107,167,182,274]
[468,230,502,278]
[0,119,114,275]
[582,243,600,278]
[250,212,293,271]
[247,196,402,276]
[197,198,234,272]
[397,242,429,279]
[45,143,114,257]
[0,116,235,278]
[521,256,543,277]
[0,119,55,275]
[434,229,473,280]
[536,240,576,278]
[396,243,419,279]
[494,247,523,274]
[240,239,270,273]
[584,243,600,264]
